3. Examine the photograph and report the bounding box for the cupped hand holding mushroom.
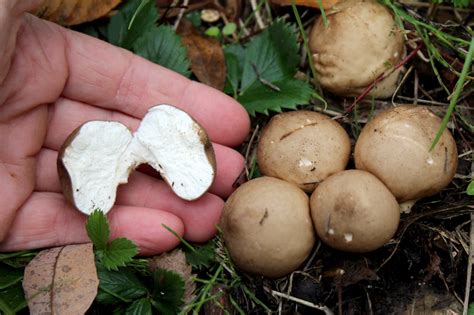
[0,3,250,254]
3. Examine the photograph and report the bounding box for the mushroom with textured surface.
[310,170,400,253]
[309,0,405,98]
[354,105,458,206]
[57,104,216,215]
[257,110,351,193]
[220,176,315,278]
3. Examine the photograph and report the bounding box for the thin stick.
[250,0,265,30]
[271,290,334,315]
[173,0,189,30]
[347,43,423,113]
[462,212,474,315]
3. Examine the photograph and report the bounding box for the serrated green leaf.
[86,209,110,250]
[151,269,184,315]
[97,268,148,304]
[0,282,27,314]
[185,241,215,269]
[238,79,314,116]
[133,25,190,77]
[100,238,138,271]
[126,298,153,315]
[240,19,299,92]
[107,0,158,50]
[467,181,474,196]
[224,44,245,96]
[0,264,22,290]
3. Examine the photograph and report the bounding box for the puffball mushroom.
[220,176,315,278]
[309,0,405,98]
[257,110,351,193]
[57,104,216,215]
[311,170,400,253]
[354,105,458,203]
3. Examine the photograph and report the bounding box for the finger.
[116,172,224,242]
[59,20,249,146]
[0,192,185,256]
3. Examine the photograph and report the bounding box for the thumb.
[0,0,43,84]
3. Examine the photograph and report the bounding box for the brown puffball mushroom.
[309,0,405,98]
[220,176,315,278]
[58,104,216,215]
[257,110,351,193]
[354,105,458,204]
[311,170,400,253]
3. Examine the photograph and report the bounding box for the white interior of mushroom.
[61,105,215,215]
[62,121,133,215]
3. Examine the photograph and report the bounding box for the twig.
[250,0,265,30]
[347,43,423,113]
[173,0,189,30]
[462,212,474,315]
[271,290,334,315]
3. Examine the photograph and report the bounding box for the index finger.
[59,21,250,147]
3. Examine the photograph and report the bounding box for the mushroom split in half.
[309,0,405,98]
[220,177,315,278]
[311,170,400,252]
[58,104,216,215]
[257,110,351,193]
[354,105,458,203]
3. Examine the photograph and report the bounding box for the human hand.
[0,2,250,255]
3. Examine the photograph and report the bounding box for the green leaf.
[223,44,245,96]
[205,26,221,38]
[240,19,299,92]
[97,268,148,304]
[133,25,190,77]
[222,23,237,36]
[126,298,153,315]
[100,238,138,271]
[185,241,215,269]
[238,79,314,116]
[0,282,27,315]
[151,269,184,315]
[0,264,23,290]
[467,181,474,196]
[107,0,158,50]
[86,209,110,250]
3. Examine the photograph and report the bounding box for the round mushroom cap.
[309,0,405,98]
[220,176,315,278]
[257,110,351,193]
[354,105,458,202]
[310,170,400,253]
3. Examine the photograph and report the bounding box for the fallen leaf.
[148,249,196,304]
[270,0,340,10]
[178,19,226,91]
[23,244,99,314]
[35,0,121,25]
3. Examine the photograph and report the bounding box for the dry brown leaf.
[23,243,99,314]
[178,20,226,91]
[270,0,340,9]
[35,0,121,25]
[148,249,196,304]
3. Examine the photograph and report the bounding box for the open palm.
[0,6,249,255]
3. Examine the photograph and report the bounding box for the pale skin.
[0,1,250,255]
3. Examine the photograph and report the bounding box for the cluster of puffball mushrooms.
[219,0,458,278]
[57,0,459,280]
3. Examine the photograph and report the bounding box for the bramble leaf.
[238,79,314,116]
[107,0,158,50]
[151,269,185,315]
[86,209,109,250]
[97,268,148,304]
[99,238,138,271]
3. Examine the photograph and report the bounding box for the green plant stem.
[290,0,327,107]
[430,35,474,150]
[317,0,329,27]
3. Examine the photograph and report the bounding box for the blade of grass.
[291,0,327,108]
[430,36,474,150]
[317,0,329,27]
